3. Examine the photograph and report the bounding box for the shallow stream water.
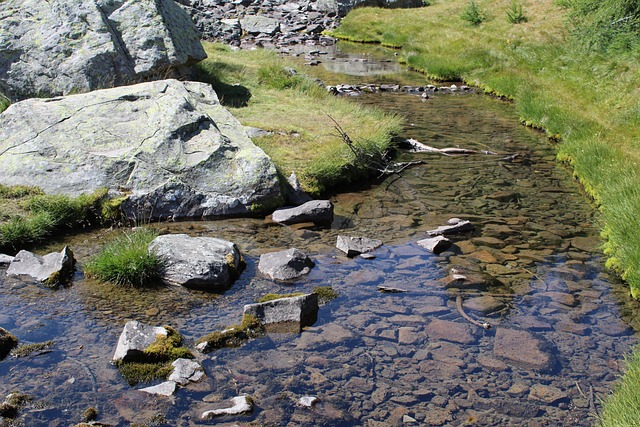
[1,42,639,427]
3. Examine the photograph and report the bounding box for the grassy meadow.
[194,42,403,195]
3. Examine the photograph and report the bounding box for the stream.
[1,42,639,427]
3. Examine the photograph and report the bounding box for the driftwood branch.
[404,138,498,156]
[329,115,424,177]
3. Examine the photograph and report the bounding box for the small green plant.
[461,0,487,26]
[84,228,164,287]
[506,0,527,24]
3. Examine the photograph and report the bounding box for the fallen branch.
[403,138,499,156]
[456,295,492,330]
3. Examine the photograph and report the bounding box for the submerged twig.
[456,295,492,330]
[403,138,506,156]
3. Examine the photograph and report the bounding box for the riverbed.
[0,42,638,427]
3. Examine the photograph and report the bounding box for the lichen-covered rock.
[0,79,281,220]
[112,321,168,363]
[258,248,315,281]
[244,293,318,333]
[6,246,75,287]
[0,0,206,100]
[149,234,243,290]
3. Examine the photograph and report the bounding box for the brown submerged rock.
[493,328,557,373]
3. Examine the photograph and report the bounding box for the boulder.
[0,327,18,360]
[240,16,280,35]
[417,236,453,255]
[243,293,319,333]
[425,219,474,236]
[0,79,281,220]
[113,321,168,363]
[6,246,75,286]
[272,200,333,225]
[336,235,383,257]
[168,358,205,385]
[258,248,315,281]
[201,395,254,418]
[493,328,557,373]
[0,0,206,100]
[149,234,243,290]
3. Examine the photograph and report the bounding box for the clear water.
[0,43,638,427]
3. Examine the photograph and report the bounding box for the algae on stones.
[197,314,265,353]
[313,286,339,304]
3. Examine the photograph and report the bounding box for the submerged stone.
[6,246,75,286]
[493,328,557,373]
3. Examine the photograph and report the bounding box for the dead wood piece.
[456,295,492,330]
[404,138,498,156]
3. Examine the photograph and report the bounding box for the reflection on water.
[0,47,638,427]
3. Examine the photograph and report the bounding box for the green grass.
[84,228,164,288]
[194,43,403,195]
[0,186,108,253]
[330,0,640,299]
[598,347,640,427]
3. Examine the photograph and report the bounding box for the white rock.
[139,381,177,396]
[201,395,253,418]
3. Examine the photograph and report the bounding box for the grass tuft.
[84,228,164,288]
[598,347,640,427]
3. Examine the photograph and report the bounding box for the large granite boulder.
[244,294,319,333]
[6,246,75,287]
[258,248,315,281]
[149,234,243,290]
[0,0,206,100]
[0,79,281,220]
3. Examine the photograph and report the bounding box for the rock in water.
[0,0,206,100]
[139,381,177,396]
[201,395,254,418]
[0,80,281,220]
[113,321,168,363]
[0,327,18,360]
[493,328,557,373]
[336,235,383,257]
[258,248,315,281]
[243,294,319,333]
[168,358,205,385]
[6,246,75,286]
[149,234,244,290]
[417,235,453,255]
[272,200,334,225]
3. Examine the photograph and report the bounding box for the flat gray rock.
[272,200,333,225]
[244,293,318,333]
[0,0,206,100]
[240,16,280,35]
[168,358,205,385]
[113,320,168,363]
[149,234,243,290]
[201,395,254,418]
[426,220,474,236]
[0,80,281,220]
[336,235,383,257]
[417,235,453,255]
[6,246,74,286]
[139,381,177,397]
[258,248,315,281]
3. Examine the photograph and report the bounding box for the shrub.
[506,0,527,24]
[84,228,164,287]
[461,0,487,26]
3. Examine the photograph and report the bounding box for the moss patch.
[257,292,304,303]
[115,326,192,386]
[11,340,54,358]
[197,314,265,353]
[313,286,339,304]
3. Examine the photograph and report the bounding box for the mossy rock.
[313,286,339,304]
[257,292,305,303]
[197,314,265,353]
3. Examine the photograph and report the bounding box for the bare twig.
[456,295,492,329]
[403,138,502,156]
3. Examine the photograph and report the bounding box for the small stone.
[258,248,315,281]
[426,220,474,236]
[201,395,254,418]
[168,358,205,385]
[298,396,318,407]
[336,235,383,257]
[528,384,567,404]
[403,414,417,423]
[417,236,453,255]
[360,253,376,260]
[139,381,176,396]
[425,319,476,345]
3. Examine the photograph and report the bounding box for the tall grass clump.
[461,0,487,25]
[506,0,527,24]
[598,346,640,427]
[84,228,164,288]
[569,0,640,54]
